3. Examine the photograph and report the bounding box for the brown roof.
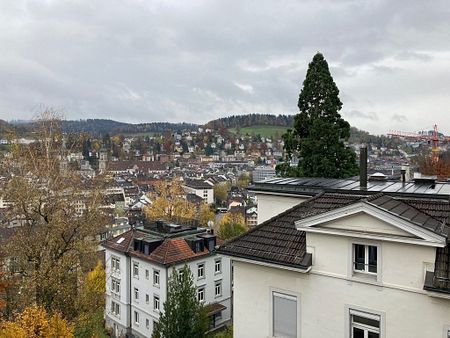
[103,229,211,266]
[219,192,450,269]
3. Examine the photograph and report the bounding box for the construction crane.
[387,124,450,162]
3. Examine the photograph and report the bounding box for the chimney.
[401,167,406,184]
[359,147,367,189]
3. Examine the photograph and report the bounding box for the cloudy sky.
[1,0,449,135]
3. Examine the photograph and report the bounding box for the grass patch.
[229,125,289,139]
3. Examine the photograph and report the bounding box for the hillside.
[205,114,294,130]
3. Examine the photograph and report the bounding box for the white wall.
[233,260,450,338]
[256,193,307,224]
[105,249,131,336]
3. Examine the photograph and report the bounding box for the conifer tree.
[152,265,208,338]
[278,53,358,178]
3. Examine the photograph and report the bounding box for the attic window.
[116,237,125,244]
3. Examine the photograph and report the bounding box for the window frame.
[443,325,450,338]
[197,262,205,279]
[134,310,139,325]
[153,269,160,287]
[134,287,139,302]
[348,240,382,284]
[214,258,222,274]
[197,286,205,303]
[215,280,222,298]
[271,291,298,338]
[153,295,160,312]
[345,305,385,338]
[353,244,377,275]
[133,261,139,279]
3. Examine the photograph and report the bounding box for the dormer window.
[353,244,377,274]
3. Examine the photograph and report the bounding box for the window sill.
[350,272,381,286]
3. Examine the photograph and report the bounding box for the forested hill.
[8,119,199,136]
[205,114,294,129]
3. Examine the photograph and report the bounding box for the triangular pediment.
[295,202,446,247]
[318,211,417,238]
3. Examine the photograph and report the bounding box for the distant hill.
[205,114,294,130]
[9,119,199,136]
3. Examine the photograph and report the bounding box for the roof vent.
[368,172,387,181]
[413,173,437,187]
[116,237,125,244]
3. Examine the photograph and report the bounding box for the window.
[134,288,139,301]
[197,287,205,302]
[273,292,297,338]
[111,256,120,271]
[203,190,208,198]
[198,263,205,279]
[154,295,160,311]
[145,269,149,279]
[215,259,222,274]
[146,318,150,329]
[353,244,377,274]
[134,311,139,324]
[215,281,222,297]
[111,278,120,293]
[350,309,380,338]
[153,270,160,286]
[146,293,150,304]
[447,330,450,338]
[111,301,120,316]
[133,262,139,278]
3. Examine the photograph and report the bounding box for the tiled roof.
[143,238,209,265]
[219,193,365,269]
[183,179,213,189]
[219,192,450,269]
[103,229,210,266]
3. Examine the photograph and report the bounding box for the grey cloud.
[345,110,378,121]
[392,114,408,123]
[0,0,450,134]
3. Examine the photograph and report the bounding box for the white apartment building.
[103,221,231,338]
[220,177,450,338]
[182,179,214,205]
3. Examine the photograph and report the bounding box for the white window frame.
[153,295,160,312]
[214,258,222,274]
[215,280,222,297]
[197,262,205,279]
[348,240,382,284]
[133,261,139,279]
[111,256,120,272]
[134,310,139,325]
[111,300,120,318]
[197,286,205,303]
[271,290,299,338]
[134,287,139,301]
[153,269,160,287]
[146,293,150,304]
[353,244,377,275]
[146,318,150,329]
[345,305,385,338]
[145,269,149,280]
[111,277,120,294]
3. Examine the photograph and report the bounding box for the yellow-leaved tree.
[198,203,215,227]
[217,212,247,240]
[144,179,196,223]
[75,261,108,337]
[0,304,74,338]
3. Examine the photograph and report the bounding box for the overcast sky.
[1,0,449,135]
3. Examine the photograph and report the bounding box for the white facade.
[183,184,214,204]
[256,192,308,224]
[230,208,450,338]
[105,248,231,337]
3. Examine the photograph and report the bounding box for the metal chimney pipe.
[360,147,367,189]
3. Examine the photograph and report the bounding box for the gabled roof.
[183,179,213,189]
[219,192,450,269]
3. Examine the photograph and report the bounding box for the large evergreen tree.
[278,52,358,178]
[152,265,208,338]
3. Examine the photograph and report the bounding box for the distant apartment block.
[252,166,276,182]
[103,221,231,338]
